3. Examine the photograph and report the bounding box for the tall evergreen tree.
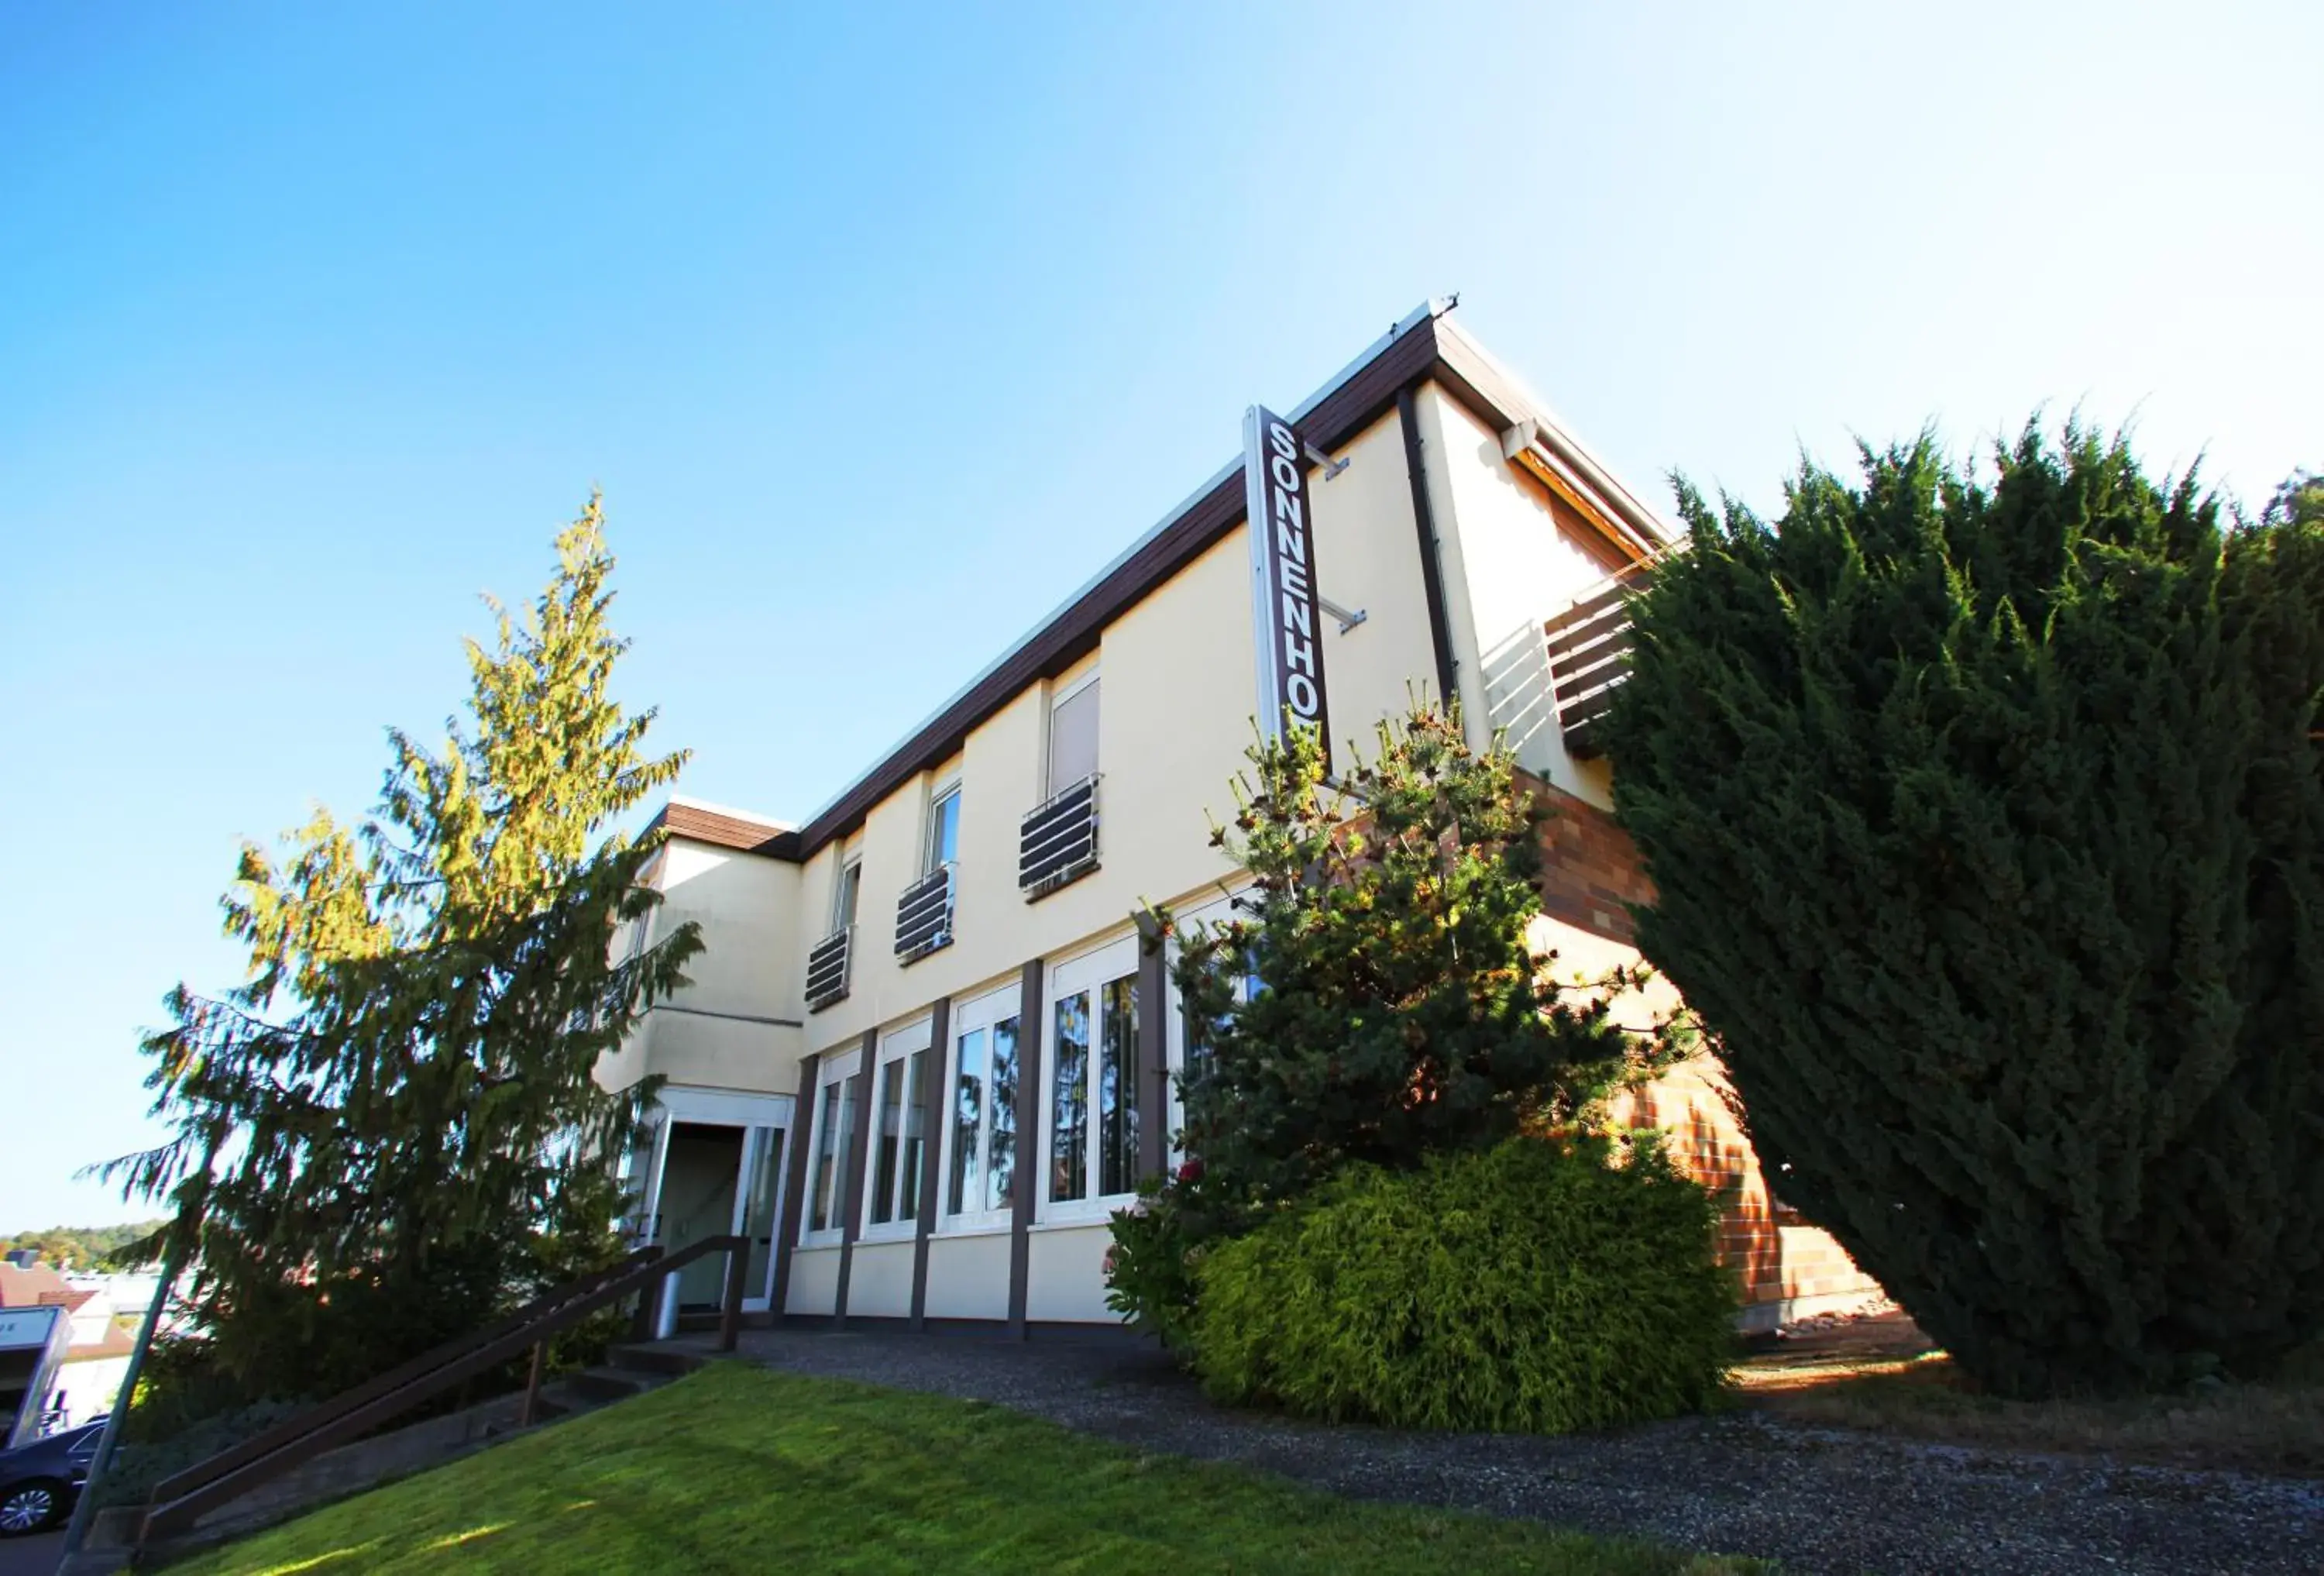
[108,497,701,1405]
[1606,430,2324,1396]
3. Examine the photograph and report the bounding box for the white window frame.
[1039,932,1142,1225]
[937,982,1023,1234]
[860,1017,934,1244]
[1044,668,1101,799]
[830,851,864,934]
[923,776,962,876]
[799,1048,861,1247]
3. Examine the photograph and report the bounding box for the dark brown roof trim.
[789,304,1663,859]
[648,800,803,860]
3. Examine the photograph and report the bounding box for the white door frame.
[642,1086,797,1313]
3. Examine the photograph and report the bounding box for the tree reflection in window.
[988,1017,1018,1212]
[1098,975,1139,1197]
[1050,991,1089,1202]
[948,1027,984,1216]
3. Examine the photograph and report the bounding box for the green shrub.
[1104,1176,1202,1350]
[1193,1137,1732,1433]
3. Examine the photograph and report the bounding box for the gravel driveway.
[700,1327,2323,1576]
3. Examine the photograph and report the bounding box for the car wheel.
[0,1478,64,1536]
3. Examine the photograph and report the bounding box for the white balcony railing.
[1543,563,1652,758]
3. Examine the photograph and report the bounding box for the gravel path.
[696,1327,2323,1576]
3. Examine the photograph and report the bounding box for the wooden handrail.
[141,1234,749,1543]
[148,1243,665,1508]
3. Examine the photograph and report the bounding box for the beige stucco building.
[601,301,1879,1335]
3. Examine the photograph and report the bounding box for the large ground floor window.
[803,1051,859,1243]
[865,1017,933,1235]
[943,982,1021,1227]
[1165,890,1257,1142]
[1045,935,1141,1216]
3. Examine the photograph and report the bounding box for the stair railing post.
[629,1244,667,1342]
[719,1237,745,1352]
[518,1340,546,1428]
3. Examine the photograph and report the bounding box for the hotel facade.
[598,301,1879,1335]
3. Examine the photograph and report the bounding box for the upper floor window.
[926,783,961,873]
[831,856,862,933]
[1047,675,1099,797]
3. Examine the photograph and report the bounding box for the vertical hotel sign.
[1244,405,1331,769]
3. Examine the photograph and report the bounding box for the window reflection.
[1098,974,1139,1198]
[949,1027,985,1216]
[988,1016,1018,1212]
[870,1058,904,1225]
[1050,992,1089,1203]
[898,1048,925,1222]
[809,1082,846,1233]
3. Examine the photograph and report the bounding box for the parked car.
[0,1419,105,1536]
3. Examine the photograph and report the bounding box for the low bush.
[1193,1136,1733,1433]
[1103,1177,1202,1350]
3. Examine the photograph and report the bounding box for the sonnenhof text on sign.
[1243,404,1331,771]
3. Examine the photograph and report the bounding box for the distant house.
[598,301,1884,1336]
[0,1261,139,1433]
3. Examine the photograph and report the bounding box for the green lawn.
[167,1363,1763,1574]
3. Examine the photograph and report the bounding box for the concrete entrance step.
[606,1341,715,1378]
[560,1365,667,1406]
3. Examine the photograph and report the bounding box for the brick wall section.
[1518,770,1886,1323]
[1526,774,1655,945]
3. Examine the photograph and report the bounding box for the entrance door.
[660,1123,744,1309]
[639,1093,796,1315]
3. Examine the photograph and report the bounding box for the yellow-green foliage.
[1195,1137,1734,1433]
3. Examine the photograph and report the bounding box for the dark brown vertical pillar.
[831,1029,876,1329]
[1008,957,1046,1340]
[1136,922,1170,1184]
[908,996,951,1330]
[769,1051,820,1325]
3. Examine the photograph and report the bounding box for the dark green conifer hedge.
[1606,432,2324,1396]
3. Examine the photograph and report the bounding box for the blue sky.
[2,3,2316,1232]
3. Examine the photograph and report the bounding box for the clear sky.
[2,3,2316,1232]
